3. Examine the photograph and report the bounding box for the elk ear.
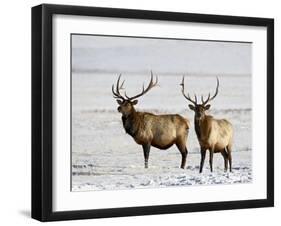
[188,104,195,111]
[132,100,138,105]
[205,104,211,110]
[116,99,123,105]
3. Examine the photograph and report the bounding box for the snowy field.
[71,73,252,191]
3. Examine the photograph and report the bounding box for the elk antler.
[125,71,158,101]
[180,76,198,105]
[112,74,126,101]
[201,77,219,106]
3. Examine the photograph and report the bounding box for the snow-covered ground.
[71,73,252,191]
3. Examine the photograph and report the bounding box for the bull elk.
[180,77,233,173]
[112,72,190,169]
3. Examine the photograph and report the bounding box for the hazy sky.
[72,34,252,75]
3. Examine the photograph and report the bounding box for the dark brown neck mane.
[121,108,140,137]
[194,116,201,140]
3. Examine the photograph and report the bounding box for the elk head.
[112,71,158,117]
[180,76,219,120]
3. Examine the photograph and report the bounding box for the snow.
[71,73,252,191]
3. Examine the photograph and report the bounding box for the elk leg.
[221,149,229,172]
[199,148,206,173]
[227,145,232,172]
[209,148,214,172]
[180,149,187,169]
[142,143,151,169]
[176,142,188,169]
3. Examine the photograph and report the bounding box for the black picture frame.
[32,3,274,222]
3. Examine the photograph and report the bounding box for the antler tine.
[201,77,220,106]
[180,76,197,105]
[126,71,159,101]
[151,71,159,87]
[120,80,125,90]
[116,74,124,95]
[152,73,159,89]
[124,91,130,99]
[194,94,198,104]
[201,93,210,105]
[208,77,219,101]
[146,71,155,90]
[112,74,126,100]
[201,95,204,104]
[112,84,118,97]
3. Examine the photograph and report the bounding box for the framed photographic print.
[31,4,274,221]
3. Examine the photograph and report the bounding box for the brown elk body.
[112,72,190,169]
[180,77,233,173]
